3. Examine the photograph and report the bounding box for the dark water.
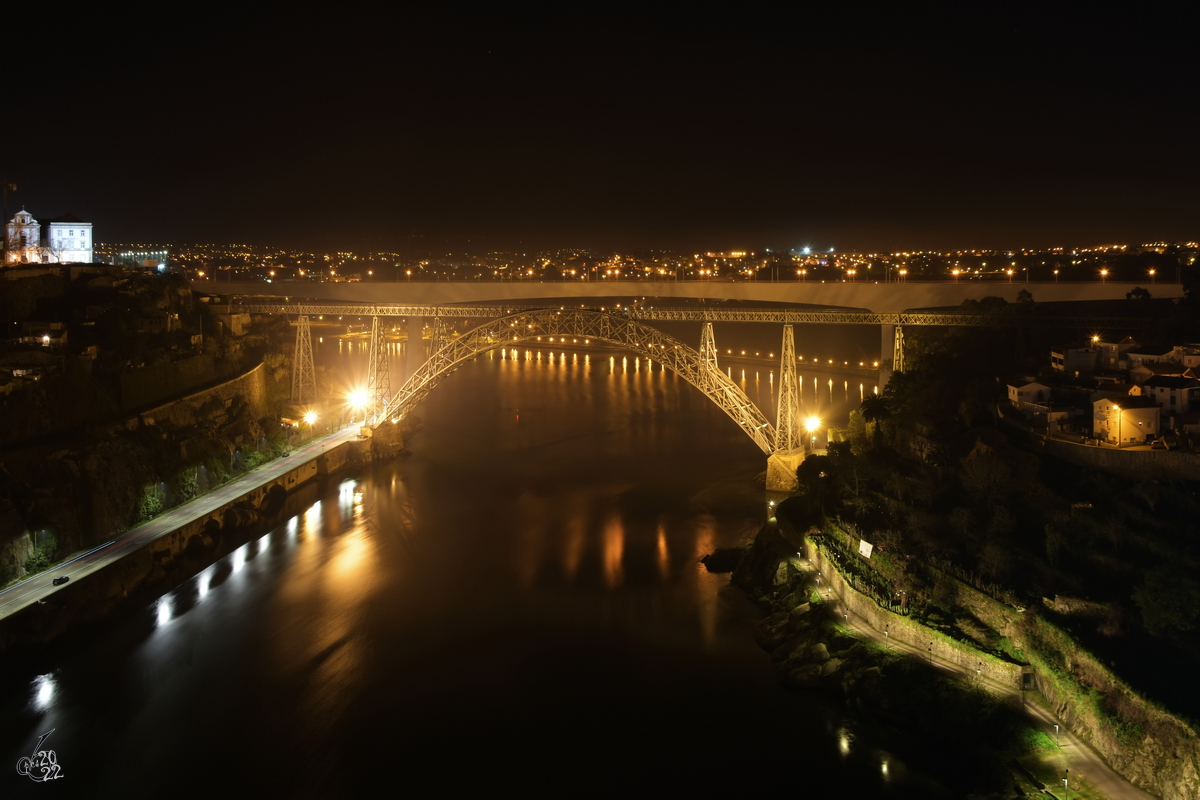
[2,339,963,798]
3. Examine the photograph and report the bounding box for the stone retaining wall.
[1041,437,1200,481]
[803,538,1026,690]
[137,361,267,428]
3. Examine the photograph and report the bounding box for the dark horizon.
[4,8,1197,255]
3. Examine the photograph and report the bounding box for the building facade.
[4,210,93,264]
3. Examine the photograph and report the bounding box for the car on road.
[52,576,69,586]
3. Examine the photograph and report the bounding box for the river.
[3,329,970,797]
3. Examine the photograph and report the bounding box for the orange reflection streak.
[603,512,624,588]
[276,515,379,731]
[656,522,669,581]
[693,515,718,648]
[562,515,585,582]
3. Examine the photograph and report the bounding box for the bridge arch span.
[381,309,777,453]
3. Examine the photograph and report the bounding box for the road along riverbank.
[0,431,401,654]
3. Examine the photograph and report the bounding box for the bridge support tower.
[291,315,316,405]
[879,323,905,391]
[366,315,391,423]
[767,323,805,495]
[699,322,718,371]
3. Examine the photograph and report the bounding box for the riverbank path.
[785,535,1157,799]
[0,425,360,623]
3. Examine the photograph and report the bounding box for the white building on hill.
[4,210,93,264]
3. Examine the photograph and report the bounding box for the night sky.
[5,8,1197,253]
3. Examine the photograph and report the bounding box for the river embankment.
[0,434,402,654]
[709,519,1097,797]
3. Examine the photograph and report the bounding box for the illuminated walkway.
[785,529,1155,799]
[0,426,359,623]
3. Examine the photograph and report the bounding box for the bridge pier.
[366,316,391,423]
[879,323,905,392]
[291,315,316,404]
[766,448,804,493]
[776,325,800,451]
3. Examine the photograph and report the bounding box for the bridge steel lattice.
[291,315,316,404]
[775,325,800,452]
[382,308,778,454]
[366,316,392,423]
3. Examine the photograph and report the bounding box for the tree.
[1133,567,1200,637]
[1126,286,1152,300]
[860,394,891,445]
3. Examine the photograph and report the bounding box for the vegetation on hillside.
[779,285,1200,719]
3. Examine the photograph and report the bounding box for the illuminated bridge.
[223,293,1160,493]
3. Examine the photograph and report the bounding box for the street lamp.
[1100,268,1108,283]
[804,415,821,453]
[898,268,907,282]
[1112,404,1122,448]
[951,269,960,283]
[1006,269,1014,283]
[1054,724,1059,746]
[1053,269,1059,283]
[1149,268,1156,284]
[303,410,317,439]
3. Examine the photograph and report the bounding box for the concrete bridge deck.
[198,279,1179,313]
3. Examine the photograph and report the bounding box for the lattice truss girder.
[366,316,391,423]
[775,325,800,452]
[699,322,718,371]
[240,302,1148,331]
[291,315,316,404]
[384,309,777,454]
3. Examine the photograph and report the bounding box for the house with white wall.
[1093,396,1159,446]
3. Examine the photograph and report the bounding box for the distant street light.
[1054,269,1059,283]
[1054,724,1060,746]
[1006,269,1014,283]
[1149,268,1156,284]
[1100,268,1109,283]
[951,269,960,283]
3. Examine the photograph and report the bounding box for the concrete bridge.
[199,279,1177,313]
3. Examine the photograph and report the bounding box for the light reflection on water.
[2,340,962,797]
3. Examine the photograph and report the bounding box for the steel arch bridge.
[381,308,778,454]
